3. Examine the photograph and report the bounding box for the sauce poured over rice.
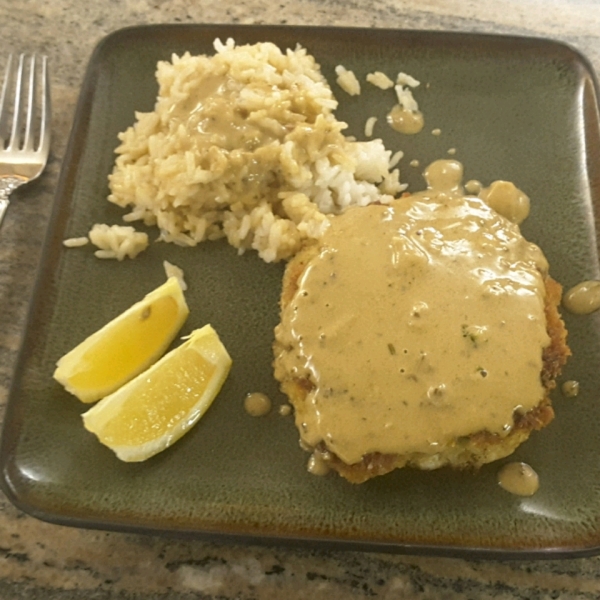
[108,39,404,262]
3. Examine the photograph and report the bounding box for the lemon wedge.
[81,325,232,462]
[54,277,189,403]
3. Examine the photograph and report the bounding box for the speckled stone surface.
[2,1,600,598]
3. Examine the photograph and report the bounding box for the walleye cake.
[273,160,570,483]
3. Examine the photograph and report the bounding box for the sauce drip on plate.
[244,392,272,417]
[498,462,540,496]
[387,104,424,134]
[563,280,600,315]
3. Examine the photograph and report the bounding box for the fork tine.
[38,55,51,156]
[0,54,13,146]
[23,55,36,152]
[7,54,25,151]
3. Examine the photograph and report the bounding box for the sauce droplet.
[387,104,424,135]
[244,392,272,417]
[307,450,331,476]
[563,280,600,314]
[279,404,292,416]
[561,380,579,397]
[479,180,530,225]
[497,462,539,496]
[422,159,463,193]
[464,179,482,195]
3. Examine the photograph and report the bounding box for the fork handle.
[0,197,8,229]
[0,178,22,229]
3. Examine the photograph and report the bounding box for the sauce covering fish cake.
[273,160,570,483]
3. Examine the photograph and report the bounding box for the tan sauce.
[563,280,600,314]
[464,179,482,195]
[275,159,550,464]
[479,180,530,225]
[497,462,539,496]
[244,393,272,417]
[171,75,280,152]
[279,404,292,416]
[307,450,331,476]
[561,380,580,397]
[387,104,424,135]
[166,73,327,212]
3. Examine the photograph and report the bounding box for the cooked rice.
[108,40,404,262]
[63,236,89,248]
[395,84,419,113]
[335,65,361,96]
[394,72,421,115]
[89,224,149,260]
[366,71,394,90]
[389,150,404,169]
[364,116,377,137]
[396,72,420,88]
[163,260,187,291]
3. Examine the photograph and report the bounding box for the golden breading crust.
[273,243,570,484]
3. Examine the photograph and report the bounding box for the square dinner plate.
[2,24,600,559]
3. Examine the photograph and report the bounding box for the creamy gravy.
[479,180,530,225]
[275,160,549,465]
[497,462,539,496]
[244,392,272,417]
[279,404,292,416]
[563,280,600,314]
[464,180,482,195]
[387,104,424,135]
[171,75,280,152]
[307,450,331,476]
[561,380,580,398]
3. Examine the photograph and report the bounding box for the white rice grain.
[394,71,421,115]
[396,72,420,88]
[389,150,404,169]
[334,65,361,96]
[63,237,89,248]
[364,116,377,137]
[163,261,187,291]
[395,85,419,112]
[89,224,149,261]
[366,71,394,90]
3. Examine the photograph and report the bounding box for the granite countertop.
[2,1,600,598]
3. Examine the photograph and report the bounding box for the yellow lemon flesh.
[81,325,232,462]
[54,277,189,403]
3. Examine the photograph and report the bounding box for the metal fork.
[0,54,51,228]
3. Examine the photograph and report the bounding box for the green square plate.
[2,24,600,558]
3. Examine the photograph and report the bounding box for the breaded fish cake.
[273,164,569,483]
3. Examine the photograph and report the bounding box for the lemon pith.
[53,277,189,403]
[81,325,232,462]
